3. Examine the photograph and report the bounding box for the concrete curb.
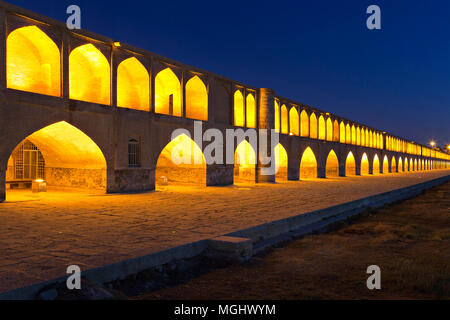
[1,174,448,300]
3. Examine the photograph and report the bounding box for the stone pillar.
[207,164,234,186]
[368,158,374,175]
[256,88,275,183]
[317,166,326,179]
[288,154,300,180]
[339,161,346,177]
[62,30,70,100]
[355,161,361,176]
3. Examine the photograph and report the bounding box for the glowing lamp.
[114,42,121,47]
[32,179,47,193]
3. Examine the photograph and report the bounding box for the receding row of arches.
[7,25,208,120]
[3,121,447,202]
[274,102,384,149]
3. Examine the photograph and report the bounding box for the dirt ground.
[134,182,450,300]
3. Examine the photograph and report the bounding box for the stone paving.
[0,169,449,293]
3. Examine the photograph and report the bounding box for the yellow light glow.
[326,150,339,177]
[346,124,351,144]
[399,157,403,172]
[356,127,361,145]
[234,90,244,127]
[281,105,288,134]
[186,76,208,121]
[326,118,333,141]
[300,147,317,179]
[7,26,60,96]
[391,157,396,172]
[310,113,318,139]
[235,140,256,183]
[300,110,309,137]
[246,94,256,128]
[275,143,288,180]
[383,155,389,173]
[333,120,339,142]
[156,133,206,185]
[113,42,121,47]
[155,68,182,116]
[69,44,110,105]
[361,128,366,146]
[340,122,345,143]
[289,107,299,136]
[274,101,280,133]
[361,153,369,175]
[351,125,356,145]
[117,57,149,111]
[346,151,356,175]
[430,141,436,147]
[318,116,326,140]
[373,154,380,174]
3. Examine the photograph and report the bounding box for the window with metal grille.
[128,138,141,167]
[14,140,45,180]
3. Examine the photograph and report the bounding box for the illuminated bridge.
[0,1,449,203]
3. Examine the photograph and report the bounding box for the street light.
[430,141,436,148]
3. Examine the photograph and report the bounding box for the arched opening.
[289,107,299,135]
[361,128,366,146]
[156,133,206,187]
[275,143,288,181]
[7,25,60,97]
[117,57,150,111]
[361,153,369,175]
[383,155,389,173]
[234,90,245,126]
[414,159,418,171]
[356,127,361,145]
[391,157,397,173]
[5,121,107,199]
[310,113,318,139]
[281,105,288,134]
[369,131,373,148]
[274,101,280,133]
[300,110,309,137]
[300,147,317,180]
[246,94,256,128]
[365,130,369,147]
[318,115,326,140]
[333,120,339,141]
[69,44,110,105]
[345,151,356,176]
[325,150,339,178]
[405,157,409,171]
[326,118,333,141]
[373,154,380,175]
[398,157,403,172]
[234,140,256,183]
[351,125,356,145]
[340,122,345,143]
[346,124,351,144]
[155,68,182,117]
[186,75,208,121]
[410,158,414,171]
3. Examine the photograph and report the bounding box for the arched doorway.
[5,121,107,199]
[325,150,339,178]
[234,140,256,183]
[361,153,369,175]
[345,151,356,176]
[155,133,206,187]
[383,155,389,173]
[300,147,317,180]
[275,143,288,182]
[373,154,380,175]
[391,157,397,173]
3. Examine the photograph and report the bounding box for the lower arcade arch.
[155,133,206,187]
[300,147,317,180]
[5,121,107,195]
[325,150,339,178]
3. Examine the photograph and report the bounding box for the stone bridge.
[0,1,448,202]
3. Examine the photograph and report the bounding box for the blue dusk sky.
[8,0,450,147]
